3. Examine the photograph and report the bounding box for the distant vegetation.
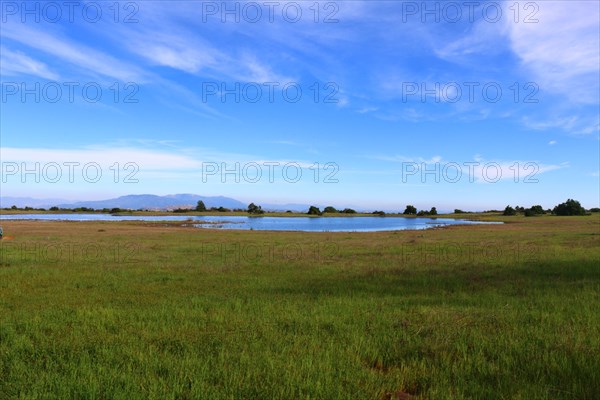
[403,205,417,215]
[307,206,322,216]
[553,199,587,216]
[503,199,589,217]
[2,198,595,216]
[195,200,207,212]
[247,203,264,215]
[403,205,437,216]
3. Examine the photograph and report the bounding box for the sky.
[0,0,599,212]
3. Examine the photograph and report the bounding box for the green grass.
[0,215,599,399]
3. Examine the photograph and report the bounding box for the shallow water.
[0,214,502,232]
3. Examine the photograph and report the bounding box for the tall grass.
[0,215,598,399]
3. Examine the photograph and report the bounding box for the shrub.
[553,199,586,216]
[196,201,207,212]
[247,203,264,214]
[503,206,517,216]
[525,205,545,216]
[307,206,322,215]
[403,205,417,215]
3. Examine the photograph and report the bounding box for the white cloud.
[522,115,600,135]
[548,140,557,145]
[372,154,567,183]
[1,24,146,82]
[0,146,202,171]
[506,1,600,104]
[0,145,326,173]
[0,47,59,80]
[435,15,508,60]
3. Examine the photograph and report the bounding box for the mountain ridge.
[0,194,312,212]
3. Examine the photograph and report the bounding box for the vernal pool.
[0,214,502,232]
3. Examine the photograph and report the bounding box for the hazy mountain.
[55,194,247,210]
[0,196,71,209]
[1,194,316,212]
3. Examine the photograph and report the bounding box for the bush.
[525,205,545,216]
[341,208,356,214]
[530,205,546,214]
[454,209,464,214]
[372,210,386,216]
[553,199,586,216]
[196,201,207,212]
[323,206,338,213]
[247,203,264,215]
[403,205,417,215]
[503,206,517,216]
[307,206,322,216]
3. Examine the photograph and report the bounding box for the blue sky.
[1,0,599,211]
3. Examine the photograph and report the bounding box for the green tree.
[403,205,417,215]
[525,205,545,217]
[341,208,356,214]
[247,203,264,214]
[323,206,338,213]
[503,206,517,216]
[307,206,322,215]
[196,200,207,212]
[429,207,438,215]
[553,199,586,216]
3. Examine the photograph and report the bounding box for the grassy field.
[0,215,599,399]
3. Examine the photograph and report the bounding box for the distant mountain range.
[0,194,313,212]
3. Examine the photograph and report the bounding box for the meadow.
[0,214,598,399]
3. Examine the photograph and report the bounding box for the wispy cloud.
[506,1,600,104]
[371,154,567,183]
[522,115,600,135]
[0,47,59,80]
[2,24,147,82]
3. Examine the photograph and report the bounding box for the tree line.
[503,199,593,216]
[5,198,597,216]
